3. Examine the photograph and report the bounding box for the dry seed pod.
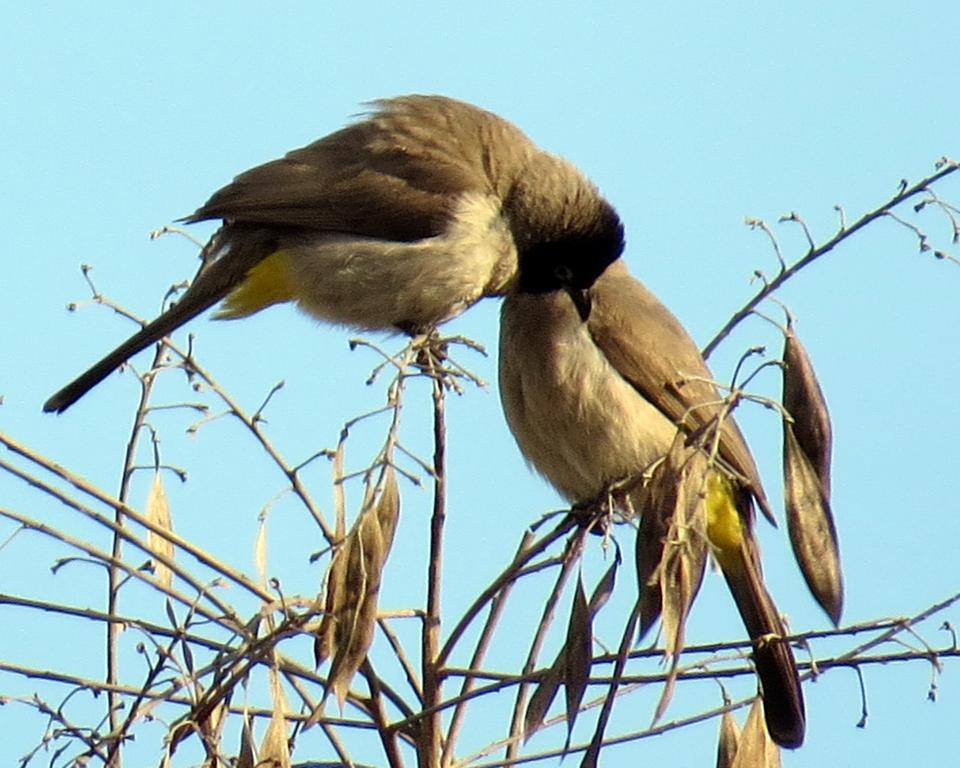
[314,539,348,667]
[327,504,387,707]
[634,435,706,640]
[783,320,833,496]
[782,321,843,623]
[310,469,401,721]
[783,425,844,624]
[315,445,351,668]
[337,469,399,706]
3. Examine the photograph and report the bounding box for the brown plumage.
[45,95,623,413]
[499,259,805,748]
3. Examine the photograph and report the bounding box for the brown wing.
[586,260,773,520]
[183,95,535,242]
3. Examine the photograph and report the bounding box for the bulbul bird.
[44,95,624,413]
[499,258,805,748]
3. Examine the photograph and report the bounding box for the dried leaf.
[182,638,194,676]
[634,441,683,639]
[332,440,347,539]
[717,708,741,768]
[652,665,679,727]
[525,560,618,742]
[732,698,781,768]
[331,434,347,541]
[650,443,710,724]
[634,433,711,645]
[784,425,844,624]
[259,666,291,768]
[783,320,833,496]
[654,472,708,721]
[635,516,665,639]
[657,447,709,658]
[236,713,255,768]
[563,575,593,745]
[524,663,563,741]
[197,695,228,763]
[254,512,268,589]
[588,557,619,616]
[169,670,241,755]
[146,471,174,590]
[164,598,178,629]
[245,613,263,640]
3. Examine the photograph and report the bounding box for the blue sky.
[2,2,959,766]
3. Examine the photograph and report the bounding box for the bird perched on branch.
[499,258,805,749]
[45,95,623,413]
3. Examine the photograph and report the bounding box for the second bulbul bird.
[499,258,805,748]
[45,95,623,413]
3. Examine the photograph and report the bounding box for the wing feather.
[183,95,534,242]
[586,260,773,519]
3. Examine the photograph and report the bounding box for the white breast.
[499,291,677,503]
[287,192,518,331]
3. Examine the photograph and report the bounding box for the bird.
[44,95,624,413]
[498,258,805,748]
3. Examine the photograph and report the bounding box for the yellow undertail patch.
[214,250,296,319]
[705,473,745,571]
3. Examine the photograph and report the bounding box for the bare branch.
[704,159,959,358]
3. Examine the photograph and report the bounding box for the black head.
[516,199,625,296]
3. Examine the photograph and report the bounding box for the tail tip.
[770,718,805,750]
[43,392,71,414]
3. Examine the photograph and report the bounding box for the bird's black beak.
[565,286,593,322]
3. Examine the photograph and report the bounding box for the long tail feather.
[44,230,272,413]
[707,474,805,748]
[43,286,223,413]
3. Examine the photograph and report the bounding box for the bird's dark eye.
[553,263,574,284]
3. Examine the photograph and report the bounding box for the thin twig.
[443,530,535,766]
[108,335,169,765]
[0,433,274,605]
[505,529,588,761]
[437,517,575,668]
[704,160,959,358]
[420,349,448,768]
